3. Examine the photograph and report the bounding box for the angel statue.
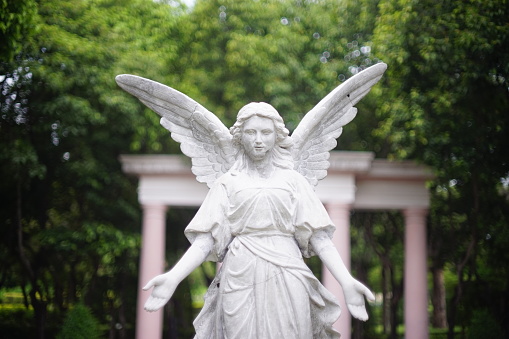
[116,62,387,338]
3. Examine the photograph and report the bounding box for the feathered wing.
[291,63,387,187]
[115,74,235,188]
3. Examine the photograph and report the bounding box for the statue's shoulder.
[276,168,308,183]
[215,169,247,187]
[215,171,236,184]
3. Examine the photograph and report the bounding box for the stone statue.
[116,62,387,338]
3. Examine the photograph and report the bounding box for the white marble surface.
[116,63,387,338]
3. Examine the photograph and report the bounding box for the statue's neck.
[240,152,274,179]
[249,159,274,179]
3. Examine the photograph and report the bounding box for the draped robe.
[185,168,341,339]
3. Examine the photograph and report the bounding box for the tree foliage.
[177,0,380,131]
[0,0,38,61]
[1,0,183,336]
[2,0,509,337]
[371,0,509,335]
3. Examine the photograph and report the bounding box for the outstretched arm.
[310,230,375,321]
[143,233,214,312]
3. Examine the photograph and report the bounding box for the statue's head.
[230,102,294,170]
[230,102,292,149]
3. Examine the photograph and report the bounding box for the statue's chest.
[228,177,295,209]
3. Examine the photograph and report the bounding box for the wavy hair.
[229,102,294,170]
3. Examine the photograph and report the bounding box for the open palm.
[343,279,375,321]
[143,274,178,312]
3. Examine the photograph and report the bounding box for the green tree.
[178,0,381,133]
[372,0,509,336]
[351,211,404,339]
[0,0,184,336]
[8,1,509,337]
[0,0,38,61]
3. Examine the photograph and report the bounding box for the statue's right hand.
[142,273,178,312]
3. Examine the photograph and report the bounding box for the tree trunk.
[30,288,48,339]
[17,181,47,338]
[431,266,448,328]
[448,236,476,339]
[447,276,461,339]
[390,272,403,339]
[352,260,370,339]
[382,266,391,334]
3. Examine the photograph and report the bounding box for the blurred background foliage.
[1,0,508,338]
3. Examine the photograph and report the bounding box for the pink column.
[323,203,351,339]
[136,204,168,339]
[403,208,429,339]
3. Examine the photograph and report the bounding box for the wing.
[115,74,235,188]
[291,63,387,187]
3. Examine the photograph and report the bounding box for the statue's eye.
[245,130,255,135]
[262,130,273,135]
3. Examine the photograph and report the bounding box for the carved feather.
[115,74,235,188]
[291,63,387,187]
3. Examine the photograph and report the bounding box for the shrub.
[468,309,503,339]
[56,304,102,339]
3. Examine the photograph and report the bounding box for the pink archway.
[120,151,433,339]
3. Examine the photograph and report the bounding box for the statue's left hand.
[342,279,375,321]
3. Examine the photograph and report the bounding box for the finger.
[145,302,163,312]
[144,296,168,312]
[152,298,168,310]
[348,304,369,321]
[143,276,162,290]
[363,287,375,302]
[143,280,155,291]
[145,303,162,312]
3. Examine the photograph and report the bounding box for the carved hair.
[230,102,294,170]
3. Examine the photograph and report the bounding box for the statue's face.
[241,116,276,162]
